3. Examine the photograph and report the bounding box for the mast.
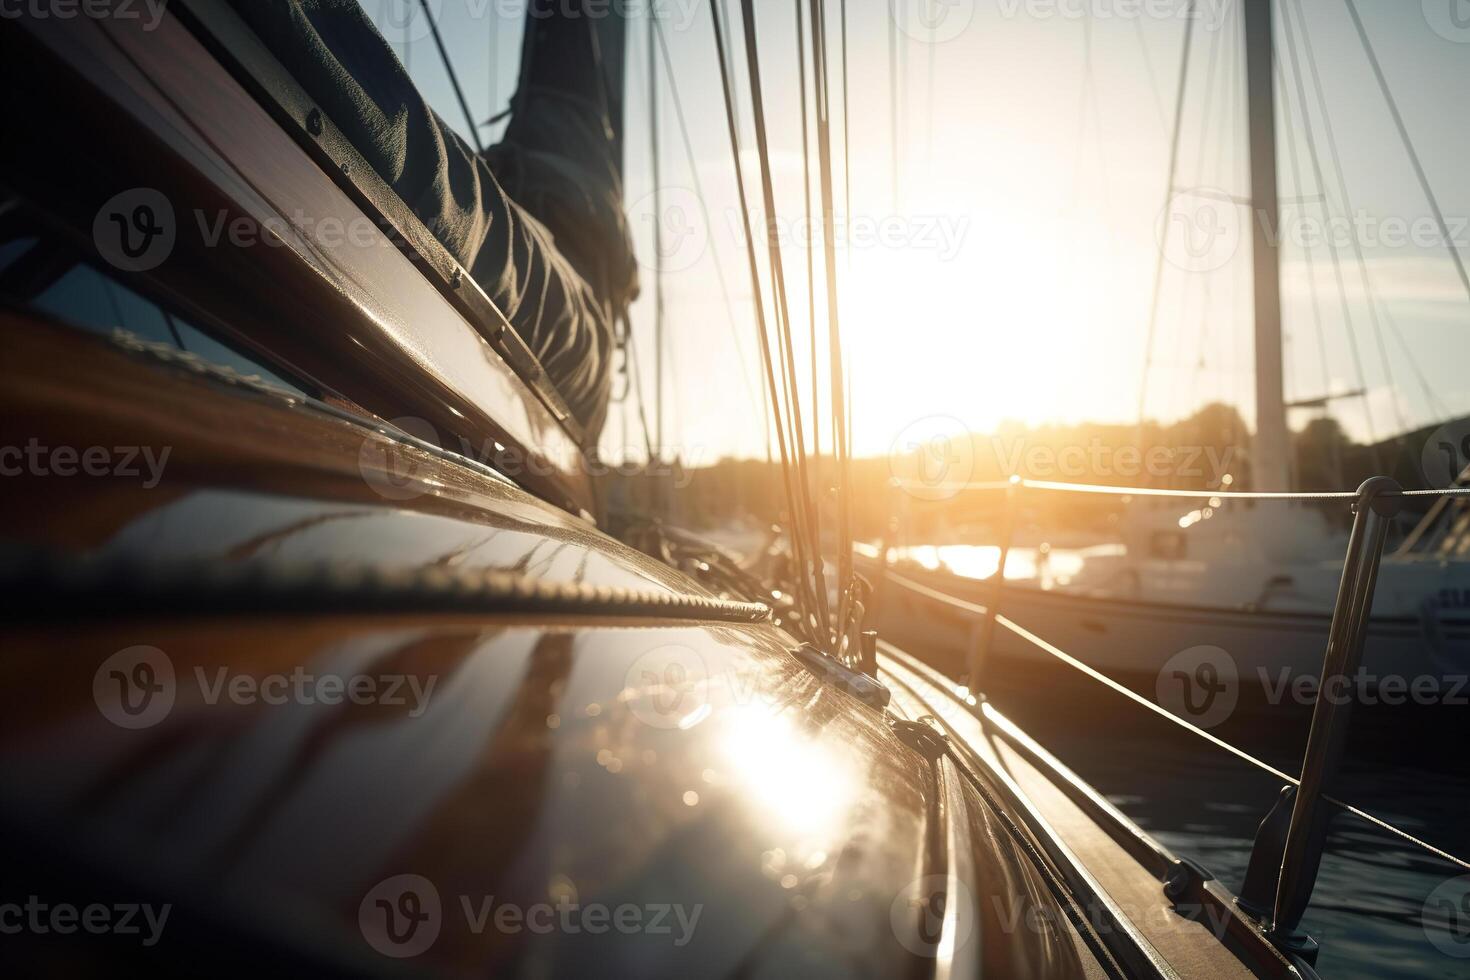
[1243,0,1290,491]
[649,10,664,461]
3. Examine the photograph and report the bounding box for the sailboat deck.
[881,645,1292,980]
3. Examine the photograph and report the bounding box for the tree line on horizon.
[605,402,1454,537]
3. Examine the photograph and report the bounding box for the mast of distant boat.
[1243,0,1291,492]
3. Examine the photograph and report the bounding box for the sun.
[839,196,1139,456]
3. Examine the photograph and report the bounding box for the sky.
[364,0,1470,465]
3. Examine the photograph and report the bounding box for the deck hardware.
[889,718,947,762]
[1238,477,1402,962]
[969,476,1020,693]
[792,643,891,710]
[858,629,878,676]
[1162,856,1213,903]
[305,107,323,137]
[450,267,464,289]
[1238,785,1295,919]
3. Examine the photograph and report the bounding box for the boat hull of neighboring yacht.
[873,562,1470,717]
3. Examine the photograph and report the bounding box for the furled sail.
[227,0,635,438]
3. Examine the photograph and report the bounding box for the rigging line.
[648,12,665,457]
[1214,1,1239,197]
[897,0,908,181]
[810,0,856,645]
[650,19,763,423]
[909,571,1301,786]
[1167,235,1195,444]
[796,0,820,461]
[416,0,485,155]
[1230,7,1249,457]
[1083,20,1114,224]
[887,0,900,210]
[1170,11,1225,427]
[1276,4,1382,469]
[1382,301,1446,421]
[663,288,681,465]
[1285,7,1387,434]
[1199,1,1240,422]
[1276,61,1332,418]
[1068,11,1093,211]
[884,570,1470,873]
[924,3,935,181]
[1399,487,1470,498]
[718,0,740,135]
[1191,9,1225,192]
[839,0,852,251]
[810,5,854,568]
[1137,0,1198,430]
[1276,57,1341,486]
[1165,14,1222,432]
[762,372,774,464]
[1130,15,1170,133]
[1295,4,1422,436]
[621,314,658,462]
[1325,796,1470,874]
[1205,3,1243,365]
[486,1,497,128]
[805,13,852,484]
[1343,0,1470,311]
[707,0,798,530]
[737,0,834,634]
[709,0,822,631]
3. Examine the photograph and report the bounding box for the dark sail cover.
[228,0,635,438]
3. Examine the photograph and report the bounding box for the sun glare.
[841,195,1141,454]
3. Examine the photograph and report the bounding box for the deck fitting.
[890,718,948,761]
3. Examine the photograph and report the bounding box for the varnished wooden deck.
[881,644,1301,980]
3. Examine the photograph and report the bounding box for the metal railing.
[893,475,1470,500]
[878,475,1470,960]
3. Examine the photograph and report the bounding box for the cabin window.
[0,222,311,398]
